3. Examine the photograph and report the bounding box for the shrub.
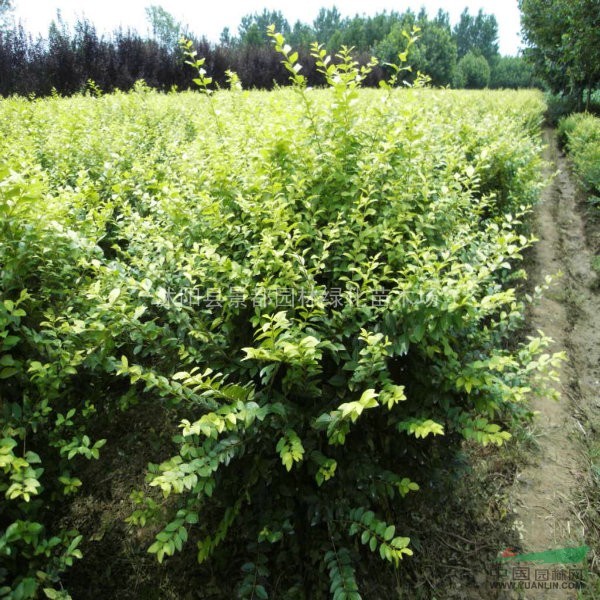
[453,51,490,89]
[0,33,559,598]
[558,113,600,196]
[490,56,540,89]
[546,92,580,126]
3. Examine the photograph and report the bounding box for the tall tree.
[219,26,233,47]
[288,20,314,49]
[145,5,182,50]
[363,12,402,50]
[238,10,289,46]
[454,50,491,88]
[313,7,345,49]
[0,0,13,29]
[453,9,499,64]
[433,9,450,29]
[338,15,368,50]
[373,11,416,67]
[519,0,600,105]
[490,56,538,89]
[412,19,457,87]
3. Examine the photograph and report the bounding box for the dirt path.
[506,129,599,598]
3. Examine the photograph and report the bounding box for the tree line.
[0,4,541,97]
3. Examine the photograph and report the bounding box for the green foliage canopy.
[453,8,499,63]
[0,0,12,28]
[490,56,539,89]
[0,29,557,598]
[519,0,600,103]
[454,51,491,89]
[145,4,183,50]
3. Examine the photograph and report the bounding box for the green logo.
[498,546,590,564]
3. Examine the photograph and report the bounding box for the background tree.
[0,0,13,29]
[219,26,233,47]
[337,15,368,49]
[145,5,183,50]
[453,8,499,64]
[238,10,290,46]
[313,7,344,50]
[519,0,600,107]
[490,55,539,89]
[0,4,539,96]
[373,10,458,87]
[288,20,314,49]
[362,12,402,50]
[454,50,491,89]
[411,11,457,87]
[373,11,416,66]
[46,11,79,93]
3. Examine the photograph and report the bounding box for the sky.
[11,1,523,55]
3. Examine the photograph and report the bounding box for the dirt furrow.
[507,129,599,599]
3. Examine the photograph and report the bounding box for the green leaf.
[255,585,268,600]
[0,367,19,379]
[108,288,121,304]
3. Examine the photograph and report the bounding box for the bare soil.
[505,129,600,599]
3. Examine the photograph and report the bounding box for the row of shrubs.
[558,113,600,199]
[0,36,559,598]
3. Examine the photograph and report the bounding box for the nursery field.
[0,80,565,599]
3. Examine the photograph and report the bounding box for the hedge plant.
[0,30,561,599]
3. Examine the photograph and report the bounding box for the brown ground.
[505,129,599,599]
